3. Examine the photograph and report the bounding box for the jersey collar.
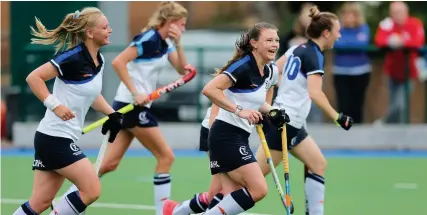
[80,42,103,71]
[308,39,323,53]
[248,52,270,80]
[153,28,169,46]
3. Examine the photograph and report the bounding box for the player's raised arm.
[167,23,188,75]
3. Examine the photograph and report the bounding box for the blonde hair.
[30,7,103,53]
[142,1,188,32]
[215,22,278,75]
[339,2,365,27]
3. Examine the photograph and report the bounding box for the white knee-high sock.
[172,193,209,215]
[59,184,84,215]
[205,188,254,215]
[154,173,171,215]
[305,172,325,215]
[50,191,87,215]
[13,201,38,215]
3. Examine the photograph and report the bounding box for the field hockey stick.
[255,124,288,210]
[52,67,197,210]
[304,165,309,215]
[94,131,110,173]
[81,68,197,134]
[89,67,196,172]
[281,125,292,215]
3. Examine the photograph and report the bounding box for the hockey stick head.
[82,65,196,134]
[149,64,197,100]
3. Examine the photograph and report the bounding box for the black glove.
[335,113,353,131]
[101,112,124,143]
[267,108,290,131]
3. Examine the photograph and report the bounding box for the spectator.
[374,1,425,123]
[333,2,371,124]
[277,2,314,57]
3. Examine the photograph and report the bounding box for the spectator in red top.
[374,1,425,123]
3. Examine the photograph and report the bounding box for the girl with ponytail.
[13,7,120,215]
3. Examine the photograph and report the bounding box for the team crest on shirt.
[139,111,150,125]
[265,80,271,89]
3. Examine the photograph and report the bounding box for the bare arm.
[91,95,115,115]
[26,62,58,102]
[112,46,139,95]
[265,54,286,105]
[266,87,275,105]
[275,54,287,75]
[259,102,273,114]
[308,74,338,120]
[26,62,75,121]
[202,74,237,113]
[168,45,187,75]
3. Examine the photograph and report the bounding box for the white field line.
[1,198,272,215]
[393,183,419,189]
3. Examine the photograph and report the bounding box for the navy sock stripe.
[153,174,171,185]
[22,201,38,215]
[67,191,87,213]
[189,193,207,213]
[208,193,224,209]
[230,187,255,211]
[306,172,325,184]
[153,179,171,185]
[65,197,79,214]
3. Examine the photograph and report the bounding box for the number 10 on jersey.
[283,55,301,81]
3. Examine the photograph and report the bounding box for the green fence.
[10,44,427,123]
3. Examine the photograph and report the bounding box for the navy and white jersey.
[273,39,325,128]
[215,53,279,133]
[114,28,176,107]
[37,43,104,141]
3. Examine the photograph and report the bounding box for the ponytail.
[30,7,103,53]
[214,22,277,75]
[214,30,252,75]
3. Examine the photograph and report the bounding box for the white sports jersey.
[215,53,279,133]
[201,106,212,128]
[114,28,176,107]
[37,43,105,141]
[273,40,325,128]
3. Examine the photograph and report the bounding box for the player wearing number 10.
[255,6,354,215]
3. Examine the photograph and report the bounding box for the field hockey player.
[164,22,290,215]
[12,7,124,215]
[256,6,354,215]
